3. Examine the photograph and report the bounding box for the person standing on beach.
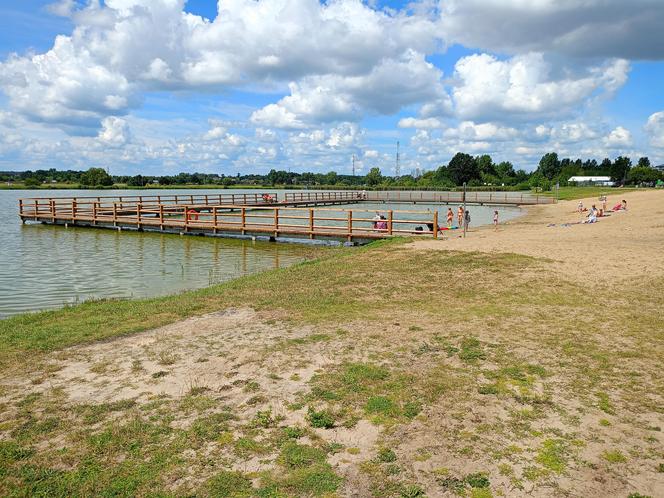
[464,210,471,230]
[493,210,499,231]
[457,206,464,227]
[446,208,454,228]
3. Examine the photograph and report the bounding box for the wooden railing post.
[72,200,77,222]
[19,199,23,217]
[93,201,98,225]
[113,202,117,226]
[388,210,393,235]
[274,208,279,237]
[213,206,218,233]
[347,210,353,241]
[433,211,438,239]
[183,205,188,232]
[50,200,55,221]
[34,199,39,218]
[137,202,142,227]
[308,208,314,238]
[241,207,246,234]
[159,204,164,230]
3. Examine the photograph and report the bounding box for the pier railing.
[364,191,553,205]
[19,198,446,241]
[283,191,363,203]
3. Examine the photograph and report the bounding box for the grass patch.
[307,407,335,429]
[535,439,568,473]
[602,449,627,463]
[207,470,253,497]
[278,442,326,469]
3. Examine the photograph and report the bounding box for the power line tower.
[395,141,400,178]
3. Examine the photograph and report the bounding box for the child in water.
[493,210,499,231]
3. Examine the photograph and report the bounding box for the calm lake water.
[0,189,521,318]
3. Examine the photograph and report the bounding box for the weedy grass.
[1,237,662,496]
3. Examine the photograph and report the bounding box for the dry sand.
[413,189,664,282]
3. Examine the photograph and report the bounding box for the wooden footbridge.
[18,190,553,244]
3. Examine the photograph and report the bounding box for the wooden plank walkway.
[19,193,444,243]
[18,190,551,243]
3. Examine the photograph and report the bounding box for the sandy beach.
[414,189,664,282]
[1,190,662,497]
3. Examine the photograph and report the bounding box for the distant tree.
[495,161,515,180]
[24,177,41,188]
[637,157,651,168]
[323,171,338,185]
[447,152,480,185]
[127,175,146,187]
[610,156,632,183]
[432,165,451,185]
[158,176,173,185]
[599,158,613,175]
[475,154,496,176]
[80,167,113,186]
[365,167,383,186]
[537,152,561,180]
[628,166,660,184]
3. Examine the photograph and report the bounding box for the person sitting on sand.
[446,208,454,228]
[612,200,628,211]
[577,201,584,213]
[586,205,598,223]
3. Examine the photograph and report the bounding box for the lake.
[0,189,522,318]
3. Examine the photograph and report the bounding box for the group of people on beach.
[372,205,500,235]
[577,196,627,224]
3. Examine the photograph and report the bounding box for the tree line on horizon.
[2,152,662,189]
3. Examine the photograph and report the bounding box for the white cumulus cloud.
[603,126,633,148]
[645,112,664,148]
[451,53,629,122]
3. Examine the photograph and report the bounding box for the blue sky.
[1,0,663,175]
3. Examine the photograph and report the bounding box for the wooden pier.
[18,190,552,243]
[18,192,445,243]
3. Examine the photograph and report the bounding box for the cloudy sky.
[1,0,664,176]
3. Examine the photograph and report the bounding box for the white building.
[568,176,614,186]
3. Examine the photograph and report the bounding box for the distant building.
[568,176,615,186]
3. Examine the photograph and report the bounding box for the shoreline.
[0,190,662,497]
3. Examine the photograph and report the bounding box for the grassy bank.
[540,186,643,200]
[0,239,662,497]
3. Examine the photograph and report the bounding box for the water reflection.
[1,194,314,318]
